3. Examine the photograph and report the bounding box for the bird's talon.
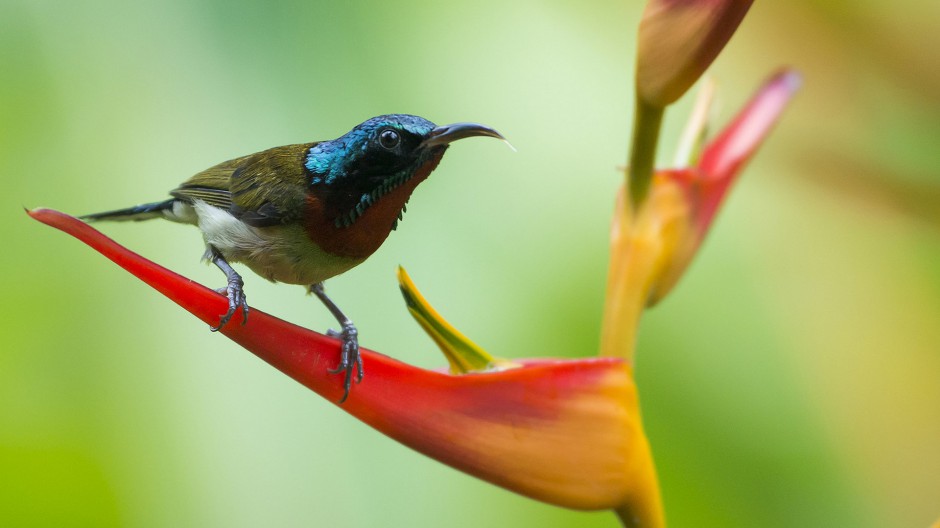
[211,279,247,331]
[325,325,361,403]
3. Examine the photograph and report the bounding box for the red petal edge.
[694,68,802,233]
[28,208,632,508]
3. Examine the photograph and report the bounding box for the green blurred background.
[2,0,938,526]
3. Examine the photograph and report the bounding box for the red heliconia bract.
[27,208,658,515]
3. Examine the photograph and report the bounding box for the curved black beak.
[421,122,506,149]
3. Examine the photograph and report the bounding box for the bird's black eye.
[378,129,400,150]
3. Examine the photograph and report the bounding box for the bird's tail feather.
[81,199,176,222]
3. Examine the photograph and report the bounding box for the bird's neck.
[303,153,444,259]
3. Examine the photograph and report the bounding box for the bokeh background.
[2,0,938,526]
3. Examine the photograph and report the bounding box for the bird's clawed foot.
[206,246,249,331]
[309,282,363,403]
[211,275,249,331]
[326,323,363,403]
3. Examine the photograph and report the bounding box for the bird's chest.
[194,202,362,285]
[301,167,433,259]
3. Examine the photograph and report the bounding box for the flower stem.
[599,188,659,362]
[627,99,665,207]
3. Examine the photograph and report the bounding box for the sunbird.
[82,114,505,402]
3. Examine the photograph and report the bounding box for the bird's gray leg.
[205,245,249,331]
[309,282,362,403]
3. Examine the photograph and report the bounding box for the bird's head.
[304,114,504,228]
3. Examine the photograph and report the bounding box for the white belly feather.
[166,201,362,285]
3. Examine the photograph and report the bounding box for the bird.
[81,114,505,402]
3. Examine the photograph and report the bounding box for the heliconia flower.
[27,208,664,526]
[636,0,754,108]
[28,68,795,528]
[28,64,797,528]
[602,69,801,362]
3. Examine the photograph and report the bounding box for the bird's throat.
[303,153,444,259]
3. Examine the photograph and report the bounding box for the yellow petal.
[398,266,517,374]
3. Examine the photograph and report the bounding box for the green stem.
[627,99,665,208]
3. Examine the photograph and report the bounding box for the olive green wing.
[170,142,316,227]
[170,154,250,210]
